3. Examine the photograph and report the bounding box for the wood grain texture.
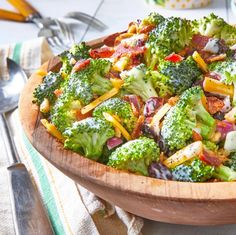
[18,38,236,226]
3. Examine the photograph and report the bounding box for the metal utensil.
[65,11,107,31]
[0,58,54,235]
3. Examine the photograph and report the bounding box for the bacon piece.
[192,34,210,50]
[138,24,155,34]
[90,47,114,58]
[72,59,90,73]
[206,96,224,114]
[200,150,222,167]
[192,130,202,141]
[112,44,145,59]
[131,115,145,139]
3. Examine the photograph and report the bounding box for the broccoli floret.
[140,12,165,26]
[149,56,202,96]
[145,16,193,69]
[33,72,63,105]
[193,13,236,46]
[107,137,160,176]
[69,42,90,60]
[50,93,81,133]
[93,98,137,132]
[224,152,236,171]
[161,86,216,150]
[148,70,173,97]
[209,60,236,105]
[50,74,93,132]
[214,165,236,181]
[88,59,113,95]
[75,59,113,95]
[172,158,215,182]
[63,117,115,160]
[59,42,91,76]
[120,64,158,101]
[203,140,219,152]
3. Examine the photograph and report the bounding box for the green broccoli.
[148,56,202,96]
[93,98,137,132]
[59,42,91,76]
[172,158,215,182]
[120,64,158,101]
[33,72,63,105]
[70,42,90,60]
[63,117,115,160]
[193,13,236,46]
[214,165,236,181]
[108,137,160,176]
[140,12,165,26]
[145,16,193,68]
[209,60,236,105]
[203,140,219,152]
[224,152,236,171]
[50,73,93,132]
[161,86,216,151]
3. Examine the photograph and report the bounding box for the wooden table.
[1,0,236,234]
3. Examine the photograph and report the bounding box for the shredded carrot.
[81,88,119,114]
[36,69,47,77]
[192,51,208,73]
[103,112,131,141]
[203,77,234,98]
[54,89,63,98]
[110,78,124,89]
[41,119,65,143]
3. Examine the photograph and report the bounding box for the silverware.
[0,58,54,235]
[65,11,107,31]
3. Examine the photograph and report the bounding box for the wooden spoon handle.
[7,0,39,18]
[0,9,25,22]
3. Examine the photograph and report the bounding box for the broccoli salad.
[33,13,236,182]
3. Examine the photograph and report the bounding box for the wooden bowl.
[19,37,236,226]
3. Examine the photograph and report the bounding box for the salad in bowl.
[33,13,236,183]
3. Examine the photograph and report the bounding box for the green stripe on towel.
[12,43,22,64]
[22,133,66,235]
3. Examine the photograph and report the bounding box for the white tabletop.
[1,0,236,234]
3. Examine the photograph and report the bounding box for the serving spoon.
[0,58,54,235]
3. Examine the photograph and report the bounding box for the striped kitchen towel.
[0,38,143,235]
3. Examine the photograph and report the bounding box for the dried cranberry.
[148,162,172,180]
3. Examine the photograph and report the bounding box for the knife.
[1,59,54,235]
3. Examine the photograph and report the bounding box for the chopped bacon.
[89,47,114,58]
[123,95,143,117]
[112,44,145,59]
[72,59,90,73]
[54,89,63,98]
[192,130,202,141]
[200,150,222,167]
[192,34,210,50]
[165,53,183,63]
[138,24,155,34]
[206,54,226,63]
[206,96,224,114]
[131,115,145,139]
